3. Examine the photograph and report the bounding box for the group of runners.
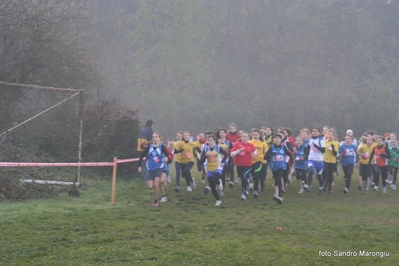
[137,123,399,207]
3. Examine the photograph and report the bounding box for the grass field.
[1,167,398,265]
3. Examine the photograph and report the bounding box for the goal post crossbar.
[0,80,84,92]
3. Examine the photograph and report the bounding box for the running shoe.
[273,194,283,204]
[253,191,258,198]
[175,186,180,192]
[191,179,196,190]
[187,186,192,192]
[298,188,304,194]
[160,196,168,203]
[343,188,348,194]
[218,181,224,193]
[383,186,387,194]
[229,181,234,188]
[215,200,222,206]
[241,194,246,201]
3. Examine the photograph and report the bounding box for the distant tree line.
[84,0,399,138]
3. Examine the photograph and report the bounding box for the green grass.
[1,168,398,265]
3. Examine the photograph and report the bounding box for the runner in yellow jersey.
[323,130,340,194]
[198,134,228,206]
[357,136,375,193]
[195,132,207,177]
[174,131,201,192]
[216,128,232,197]
[173,131,183,192]
[249,129,268,198]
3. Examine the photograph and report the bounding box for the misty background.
[1,0,399,145]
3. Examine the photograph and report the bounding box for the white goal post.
[0,80,85,185]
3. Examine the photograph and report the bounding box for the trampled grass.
[1,168,398,265]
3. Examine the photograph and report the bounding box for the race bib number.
[186,152,191,159]
[365,152,370,158]
[153,156,159,163]
[209,155,216,162]
[239,151,245,156]
[274,155,282,162]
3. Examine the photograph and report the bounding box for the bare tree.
[0,0,98,131]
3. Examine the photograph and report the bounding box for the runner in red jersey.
[226,123,241,187]
[231,132,256,201]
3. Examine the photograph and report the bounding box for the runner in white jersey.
[306,126,326,194]
[200,141,211,195]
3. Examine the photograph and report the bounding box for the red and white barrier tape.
[115,158,140,164]
[0,158,143,167]
[0,162,115,167]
